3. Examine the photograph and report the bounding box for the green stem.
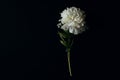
[67,49,72,77]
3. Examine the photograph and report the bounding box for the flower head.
[57,7,86,35]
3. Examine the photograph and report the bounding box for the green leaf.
[60,40,67,47]
[58,31,66,39]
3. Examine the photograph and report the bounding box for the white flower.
[57,7,86,35]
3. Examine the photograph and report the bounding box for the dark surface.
[0,0,119,80]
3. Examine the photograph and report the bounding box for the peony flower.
[57,7,86,35]
[57,7,87,77]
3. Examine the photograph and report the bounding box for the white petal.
[74,28,79,35]
[57,23,62,28]
[61,24,69,31]
[69,27,74,33]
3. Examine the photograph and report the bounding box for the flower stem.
[67,49,72,77]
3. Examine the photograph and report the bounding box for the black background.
[0,0,119,80]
